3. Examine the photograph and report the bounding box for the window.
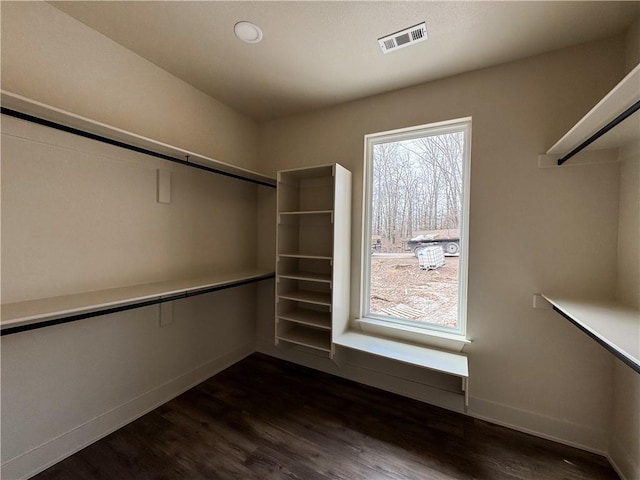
[362,118,471,337]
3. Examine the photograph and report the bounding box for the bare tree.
[371,131,464,251]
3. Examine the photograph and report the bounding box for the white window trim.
[358,118,472,351]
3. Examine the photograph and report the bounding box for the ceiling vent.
[378,22,428,54]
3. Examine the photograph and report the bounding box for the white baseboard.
[467,395,608,456]
[608,436,640,480]
[5,342,627,480]
[259,342,613,456]
[1,342,254,480]
[260,344,636,478]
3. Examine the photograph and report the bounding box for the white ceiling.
[50,1,640,122]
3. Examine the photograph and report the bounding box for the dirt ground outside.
[369,253,458,328]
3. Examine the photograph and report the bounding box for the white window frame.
[359,118,472,343]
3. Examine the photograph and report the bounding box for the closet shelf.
[543,64,640,166]
[541,294,639,374]
[0,90,276,187]
[278,272,332,284]
[278,308,332,330]
[278,210,333,216]
[278,253,333,260]
[1,269,275,336]
[278,290,332,306]
[277,325,331,352]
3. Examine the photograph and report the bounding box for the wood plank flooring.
[34,353,618,479]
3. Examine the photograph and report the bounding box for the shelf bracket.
[538,149,619,168]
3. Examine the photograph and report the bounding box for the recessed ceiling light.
[234,21,263,44]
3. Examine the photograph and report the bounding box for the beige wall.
[1,286,257,479]
[615,143,640,309]
[626,17,640,72]
[1,116,259,303]
[257,35,627,453]
[608,26,640,479]
[1,1,258,171]
[1,3,263,478]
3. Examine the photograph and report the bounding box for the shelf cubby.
[276,322,332,353]
[277,212,334,258]
[277,257,332,285]
[276,166,336,212]
[277,289,332,307]
[277,301,331,330]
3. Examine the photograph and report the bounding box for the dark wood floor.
[34,353,618,480]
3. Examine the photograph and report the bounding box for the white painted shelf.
[279,210,334,216]
[278,254,333,260]
[277,324,332,352]
[278,308,332,330]
[542,295,640,373]
[277,290,332,306]
[1,269,274,334]
[540,63,640,167]
[278,272,332,284]
[1,90,276,187]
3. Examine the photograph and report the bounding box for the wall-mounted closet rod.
[557,100,640,166]
[0,107,276,188]
[0,273,275,336]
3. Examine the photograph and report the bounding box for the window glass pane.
[367,129,466,330]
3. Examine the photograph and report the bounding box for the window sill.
[334,330,468,378]
[355,317,470,353]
